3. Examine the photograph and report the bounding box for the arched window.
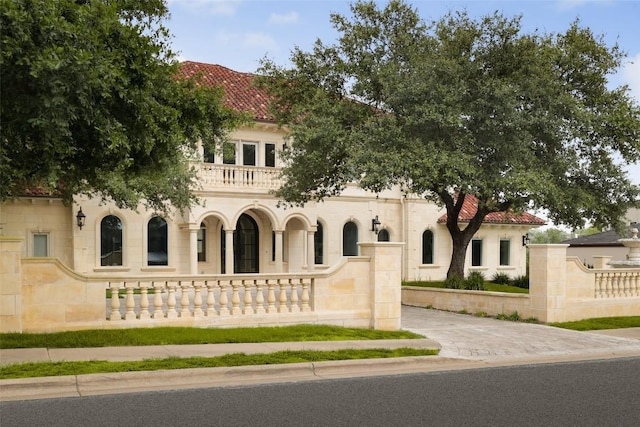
[343,221,358,256]
[101,215,122,266]
[422,230,434,264]
[314,222,324,264]
[377,229,390,242]
[147,216,168,266]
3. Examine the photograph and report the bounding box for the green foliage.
[496,311,521,321]
[465,271,486,290]
[0,0,241,214]
[512,275,530,289]
[257,0,640,278]
[528,228,571,244]
[443,275,465,290]
[549,316,640,331]
[491,272,512,285]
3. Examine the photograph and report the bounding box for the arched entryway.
[232,213,259,273]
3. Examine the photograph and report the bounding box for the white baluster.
[109,283,121,320]
[125,283,136,320]
[166,282,178,319]
[301,278,311,312]
[219,281,229,315]
[231,280,242,315]
[153,282,165,318]
[243,280,255,314]
[289,278,300,313]
[180,281,192,317]
[278,279,289,313]
[266,279,277,313]
[193,281,204,317]
[255,280,266,314]
[206,280,218,316]
[139,282,150,320]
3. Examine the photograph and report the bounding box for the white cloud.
[621,53,640,104]
[168,0,241,16]
[268,11,299,25]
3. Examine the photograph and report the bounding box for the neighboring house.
[563,221,639,267]
[0,61,545,281]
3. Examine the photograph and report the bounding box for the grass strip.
[549,316,640,331]
[0,324,423,349]
[402,281,529,294]
[0,348,438,379]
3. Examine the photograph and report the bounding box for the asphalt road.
[2,357,639,427]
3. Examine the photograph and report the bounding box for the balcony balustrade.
[196,163,284,192]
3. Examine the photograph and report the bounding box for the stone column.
[225,229,234,274]
[359,242,404,330]
[0,237,24,332]
[528,244,569,323]
[189,228,198,274]
[306,230,315,272]
[274,230,284,272]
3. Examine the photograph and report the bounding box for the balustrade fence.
[198,164,283,190]
[107,277,313,321]
[594,271,640,298]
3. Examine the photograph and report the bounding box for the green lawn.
[0,348,438,379]
[549,316,640,331]
[0,324,423,349]
[402,281,529,294]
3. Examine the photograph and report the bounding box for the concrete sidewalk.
[2,307,640,402]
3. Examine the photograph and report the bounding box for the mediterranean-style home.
[0,61,545,283]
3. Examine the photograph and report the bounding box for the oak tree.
[257,0,640,278]
[1,0,241,214]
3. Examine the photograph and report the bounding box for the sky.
[165,0,640,185]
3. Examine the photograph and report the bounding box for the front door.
[234,213,259,273]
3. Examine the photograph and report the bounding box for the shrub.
[491,272,511,285]
[512,274,529,289]
[465,271,485,290]
[444,275,465,289]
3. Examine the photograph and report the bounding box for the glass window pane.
[314,222,324,264]
[101,215,122,266]
[377,229,390,242]
[500,239,510,266]
[243,143,256,166]
[471,239,482,266]
[343,222,358,256]
[265,143,276,167]
[422,230,433,264]
[33,234,48,257]
[198,223,206,262]
[148,217,168,266]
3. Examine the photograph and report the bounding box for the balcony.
[196,163,284,193]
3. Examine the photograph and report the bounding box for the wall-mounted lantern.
[371,216,381,234]
[76,208,86,230]
[522,233,530,246]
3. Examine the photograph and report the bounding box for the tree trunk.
[447,232,471,279]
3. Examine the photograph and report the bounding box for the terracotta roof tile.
[437,194,546,225]
[178,61,273,122]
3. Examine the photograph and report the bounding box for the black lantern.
[371,216,381,234]
[522,233,530,246]
[76,208,86,230]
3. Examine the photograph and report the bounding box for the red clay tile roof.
[178,61,273,122]
[437,194,546,225]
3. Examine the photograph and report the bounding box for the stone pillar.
[359,242,404,330]
[274,230,284,272]
[0,237,24,332]
[528,244,569,323]
[593,256,612,269]
[306,230,315,272]
[189,228,198,274]
[225,229,234,274]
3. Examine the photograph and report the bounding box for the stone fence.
[0,237,402,333]
[402,244,640,323]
